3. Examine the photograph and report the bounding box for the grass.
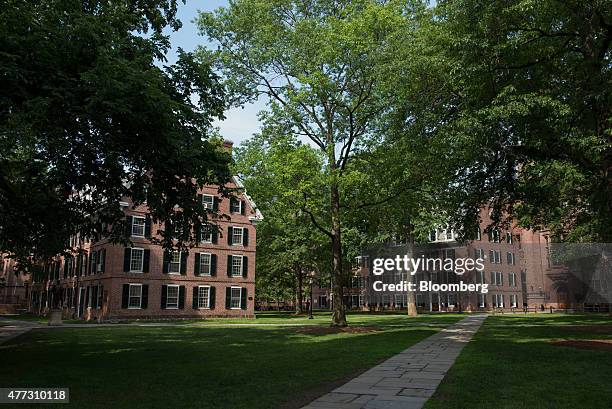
[1,312,461,409]
[425,314,612,409]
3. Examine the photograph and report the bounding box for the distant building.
[313,207,597,312]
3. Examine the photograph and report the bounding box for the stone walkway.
[302,314,487,409]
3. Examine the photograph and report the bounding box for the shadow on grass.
[1,320,451,409]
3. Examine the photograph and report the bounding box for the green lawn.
[1,312,461,409]
[425,314,612,409]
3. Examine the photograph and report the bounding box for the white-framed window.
[507,252,515,265]
[428,230,437,242]
[198,286,211,309]
[232,226,243,245]
[169,251,181,274]
[382,294,390,306]
[166,285,179,309]
[478,293,486,308]
[510,294,518,308]
[230,199,242,214]
[476,227,481,240]
[199,253,212,276]
[493,294,504,308]
[489,250,501,264]
[202,195,214,209]
[130,248,144,273]
[200,225,213,243]
[230,287,242,309]
[128,284,142,309]
[132,216,145,237]
[231,255,243,277]
[506,231,513,243]
[509,272,516,287]
[475,248,484,259]
[394,294,407,307]
[448,293,457,307]
[491,271,503,286]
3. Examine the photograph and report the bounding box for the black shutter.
[123,248,131,272]
[211,254,217,277]
[241,287,247,310]
[83,254,88,277]
[86,253,91,275]
[145,216,152,238]
[179,286,185,309]
[242,256,248,278]
[180,252,187,275]
[100,249,106,273]
[194,253,201,276]
[121,284,129,309]
[213,197,219,211]
[210,287,216,309]
[192,287,199,309]
[127,216,133,236]
[212,228,218,244]
[91,251,97,274]
[198,194,203,207]
[225,287,231,309]
[243,228,249,246]
[228,226,233,245]
[141,285,148,309]
[143,249,150,273]
[162,251,169,274]
[99,285,104,308]
[240,200,246,215]
[227,255,232,277]
[92,285,98,308]
[63,259,69,278]
[161,285,167,309]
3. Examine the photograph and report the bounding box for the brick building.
[313,207,574,312]
[0,257,30,314]
[29,175,262,320]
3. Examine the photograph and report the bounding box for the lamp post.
[309,271,315,319]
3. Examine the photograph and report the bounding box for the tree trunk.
[295,264,304,314]
[330,181,347,326]
[406,230,418,317]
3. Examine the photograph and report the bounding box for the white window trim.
[231,254,244,277]
[199,252,212,276]
[168,251,181,275]
[232,226,243,246]
[202,194,215,209]
[198,285,211,309]
[200,226,213,243]
[128,284,142,309]
[130,248,144,273]
[230,286,242,310]
[166,284,180,309]
[231,199,243,214]
[131,216,146,237]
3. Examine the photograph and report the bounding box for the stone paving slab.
[301,315,486,409]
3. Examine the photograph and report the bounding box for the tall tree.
[0,0,231,269]
[234,133,328,314]
[198,0,425,326]
[399,0,612,241]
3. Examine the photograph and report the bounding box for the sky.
[164,0,265,146]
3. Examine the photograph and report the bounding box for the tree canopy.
[0,0,232,268]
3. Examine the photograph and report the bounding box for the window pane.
[232,227,243,245]
[129,285,141,308]
[198,286,210,308]
[169,251,181,274]
[202,195,214,209]
[132,217,145,236]
[200,254,211,275]
[130,249,144,272]
[167,286,179,308]
[231,287,241,308]
[231,256,242,276]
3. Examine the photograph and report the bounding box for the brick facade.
[29,177,262,320]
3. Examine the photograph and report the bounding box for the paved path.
[0,319,40,344]
[302,314,487,409]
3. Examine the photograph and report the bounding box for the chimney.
[223,139,233,154]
